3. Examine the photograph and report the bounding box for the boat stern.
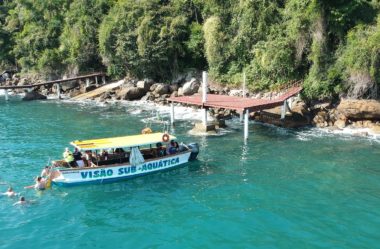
[187,143,199,161]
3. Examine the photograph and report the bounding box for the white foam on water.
[295,126,380,142]
[117,100,215,123]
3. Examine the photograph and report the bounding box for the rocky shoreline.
[2,73,380,136]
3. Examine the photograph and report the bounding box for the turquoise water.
[1,98,380,249]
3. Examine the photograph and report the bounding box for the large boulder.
[182,78,200,96]
[22,91,47,101]
[153,83,170,95]
[18,78,29,86]
[337,99,380,120]
[118,87,146,100]
[371,125,380,134]
[334,119,347,129]
[312,111,329,128]
[136,80,152,91]
[84,85,97,92]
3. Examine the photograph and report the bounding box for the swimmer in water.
[1,187,18,197]
[24,176,46,190]
[13,196,27,206]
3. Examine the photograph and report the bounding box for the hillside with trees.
[1,0,379,99]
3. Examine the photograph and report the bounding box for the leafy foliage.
[1,0,379,98]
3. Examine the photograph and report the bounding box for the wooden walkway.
[71,80,124,101]
[0,72,105,90]
[168,86,302,112]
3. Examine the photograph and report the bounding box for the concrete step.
[71,80,124,101]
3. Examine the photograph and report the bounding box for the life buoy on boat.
[162,133,170,142]
[141,127,153,134]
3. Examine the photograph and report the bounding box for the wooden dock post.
[56,83,61,99]
[4,89,9,101]
[243,71,246,98]
[95,76,98,86]
[202,71,208,126]
[102,75,106,85]
[281,100,286,119]
[244,109,249,140]
[170,102,175,125]
[86,78,90,87]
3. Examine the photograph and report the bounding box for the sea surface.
[1,96,380,249]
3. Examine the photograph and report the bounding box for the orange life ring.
[162,134,170,142]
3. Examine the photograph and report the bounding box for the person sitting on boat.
[40,166,50,178]
[156,143,166,157]
[1,187,18,197]
[84,151,92,167]
[101,149,109,161]
[167,140,178,155]
[25,176,46,190]
[115,148,125,156]
[63,148,76,167]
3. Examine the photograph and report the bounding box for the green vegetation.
[1,0,379,99]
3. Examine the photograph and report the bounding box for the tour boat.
[48,132,199,187]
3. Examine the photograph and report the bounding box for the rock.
[149,83,158,92]
[136,80,151,91]
[22,91,47,101]
[313,111,329,127]
[334,119,347,129]
[69,89,82,98]
[85,85,97,92]
[170,91,178,98]
[337,99,380,120]
[18,78,28,86]
[362,120,374,128]
[12,74,20,80]
[153,83,170,95]
[229,89,243,97]
[371,125,380,134]
[61,81,78,91]
[182,78,200,96]
[141,92,154,102]
[169,83,179,92]
[118,87,146,100]
[177,87,184,96]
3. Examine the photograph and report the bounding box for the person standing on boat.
[73,148,84,167]
[63,148,76,167]
[40,166,50,178]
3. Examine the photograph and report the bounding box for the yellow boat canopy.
[70,132,177,151]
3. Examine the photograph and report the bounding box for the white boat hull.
[52,151,192,187]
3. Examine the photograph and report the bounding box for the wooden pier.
[0,72,106,100]
[168,72,302,140]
